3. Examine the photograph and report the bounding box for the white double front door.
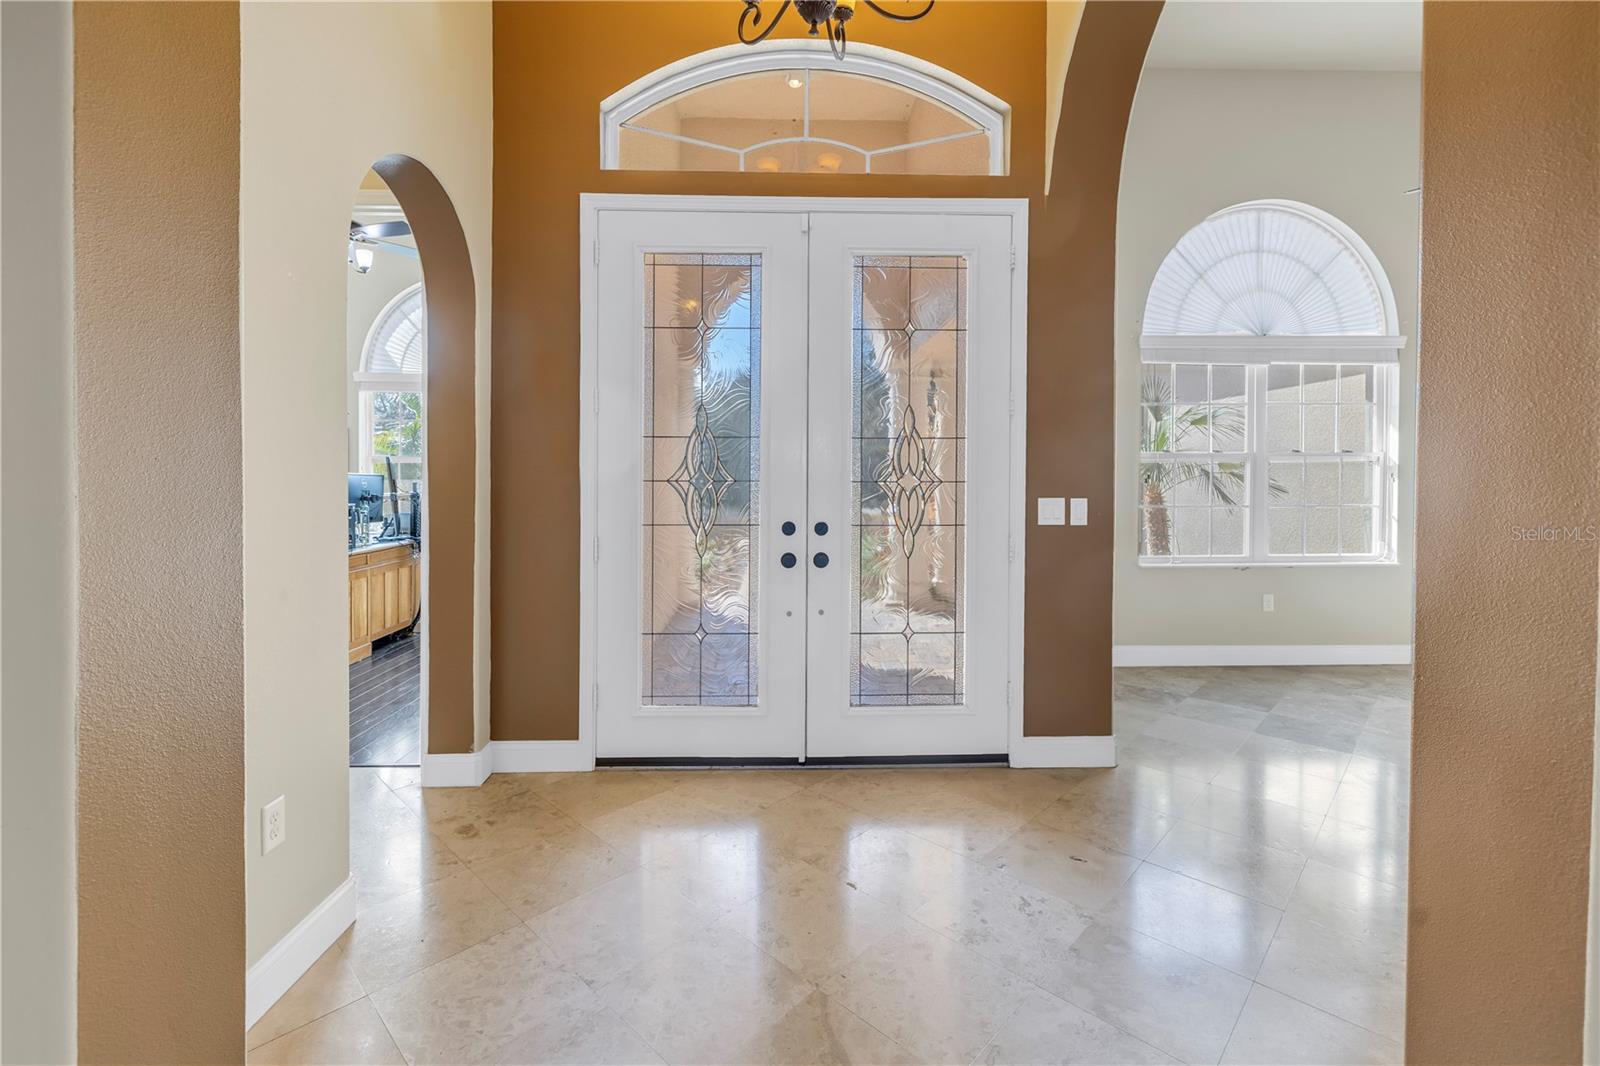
[591,200,1019,760]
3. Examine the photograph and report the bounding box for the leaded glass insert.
[641,253,760,706]
[851,256,966,707]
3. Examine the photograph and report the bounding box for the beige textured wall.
[241,1,493,966]
[1113,68,1419,649]
[0,3,77,1061]
[1408,2,1599,1061]
[72,3,245,1060]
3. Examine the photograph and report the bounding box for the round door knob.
[814,521,829,536]
[781,552,797,569]
[781,521,796,536]
[813,552,830,568]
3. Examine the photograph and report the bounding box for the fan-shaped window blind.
[361,284,424,378]
[1141,200,1402,363]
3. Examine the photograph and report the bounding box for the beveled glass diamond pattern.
[668,402,734,557]
[879,404,943,557]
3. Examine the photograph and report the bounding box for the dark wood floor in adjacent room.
[350,631,420,767]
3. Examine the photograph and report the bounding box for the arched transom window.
[601,43,1008,176]
[356,284,425,486]
[1137,201,1405,566]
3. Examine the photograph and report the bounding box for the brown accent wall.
[372,155,478,754]
[491,0,1158,741]
[1408,2,1600,1061]
[73,3,246,1061]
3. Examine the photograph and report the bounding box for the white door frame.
[578,193,1033,766]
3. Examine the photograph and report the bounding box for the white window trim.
[598,41,1009,176]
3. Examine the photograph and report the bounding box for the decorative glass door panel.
[594,204,1014,760]
[852,256,967,707]
[641,253,761,706]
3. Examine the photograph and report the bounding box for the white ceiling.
[1144,1,1421,73]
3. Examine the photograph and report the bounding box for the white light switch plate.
[1069,498,1088,526]
[1037,497,1066,525]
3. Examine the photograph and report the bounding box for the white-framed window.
[1138,200,1405,566]
[356,283,425,493]
[599,42,1008,176]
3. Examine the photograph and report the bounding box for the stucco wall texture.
[1408,2,1599,1061]
[72,2,246,1061]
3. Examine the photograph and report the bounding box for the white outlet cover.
[262,795,286,856]
[1037,497,1066,525]
[1069,498,1088,526]
[1262,594,1275,613]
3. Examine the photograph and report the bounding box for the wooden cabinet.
[349,542,420,662]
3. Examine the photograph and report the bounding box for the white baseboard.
[246,876,356,1030]
[1010,734,1116,769]
[492,740,595,774]
[420,747,492,788]
[422,741,594,786]
[1113,644,1413,667]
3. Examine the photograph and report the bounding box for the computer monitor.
[348,472,385,522]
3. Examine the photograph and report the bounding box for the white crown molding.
[1114,644,1413,667]
[245,877,357,1031]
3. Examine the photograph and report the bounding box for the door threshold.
[596,754,1009,769]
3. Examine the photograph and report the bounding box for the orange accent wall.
[1407,2,1600,1060]
[491,0,1158,742]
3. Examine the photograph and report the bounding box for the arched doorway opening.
[344,154,476,767]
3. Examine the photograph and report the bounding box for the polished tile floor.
[248,665,1410,1065]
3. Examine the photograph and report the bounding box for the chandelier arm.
[738,0,794,45]
[862,0,935,22]
[826,16,847,59]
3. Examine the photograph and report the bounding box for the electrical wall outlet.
[1262,594,1275,613]
[262,795,287,856]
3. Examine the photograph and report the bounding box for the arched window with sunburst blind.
[1137,200,1404,565]
[356,283,425,487]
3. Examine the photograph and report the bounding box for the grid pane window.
[1139,362,1249,563]
[1264,363,1382,559]
[1139,361,1395,564]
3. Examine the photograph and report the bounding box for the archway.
[363,154,476,757]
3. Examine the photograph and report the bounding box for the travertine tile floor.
[248,665,1410,1065]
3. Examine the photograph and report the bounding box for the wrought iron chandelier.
[738,0,935,60]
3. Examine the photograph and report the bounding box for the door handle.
[813,552,830,569]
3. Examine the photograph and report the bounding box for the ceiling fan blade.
[349,220,412,240]
[366,237,420,260]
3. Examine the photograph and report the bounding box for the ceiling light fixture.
[348,242,375,274]
[738,0,935,60]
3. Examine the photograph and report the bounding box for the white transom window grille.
[600,43,1008,176]
[1138,200,1404,566]
[356,283,425,490]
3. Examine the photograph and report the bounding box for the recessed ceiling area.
[1144,1,1421,72]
